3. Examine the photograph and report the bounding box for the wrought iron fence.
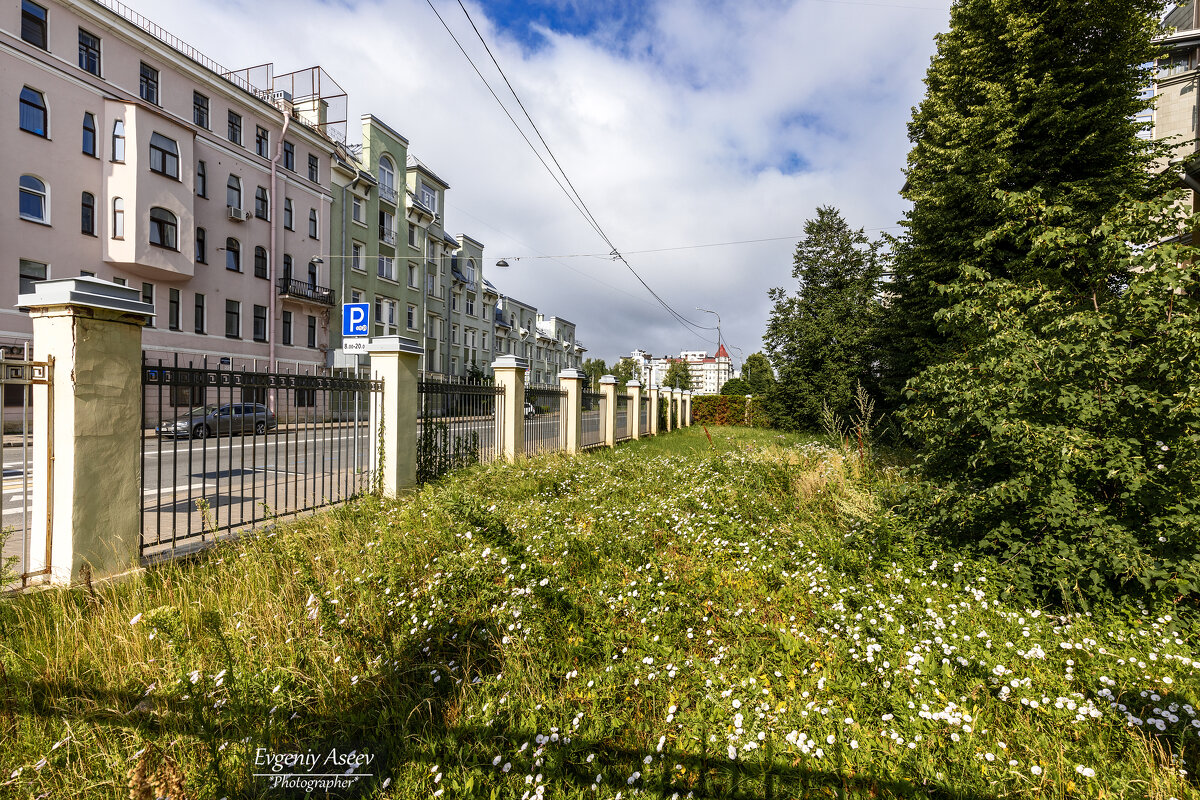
[657,394,669,432]
[526,384,566,455]
[141,354,382,561]
[417,376,504,483]
[581,389,606,450]
[615,394,631,442]
[0,347,51,590]
[639,396,650,437]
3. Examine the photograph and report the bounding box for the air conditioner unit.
[227,206,251,222]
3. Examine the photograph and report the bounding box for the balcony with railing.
[378,183,398,205]
[379,226,396,246]
[277,277,335,306]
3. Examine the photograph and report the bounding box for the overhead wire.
[441,0,719,340]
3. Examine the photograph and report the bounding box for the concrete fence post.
[672,388,683,430]
[683,390,692,426]
[23,278,153,584]
[558,368,585,454]
[648,384,660,436]
[600,375,617,448]
[664,388,674,431]
[627,379,642,440]
[492,356,527,460]
[367,336,423,496]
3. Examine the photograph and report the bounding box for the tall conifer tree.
[881,0,1170,400]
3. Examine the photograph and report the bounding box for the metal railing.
[582,390,606,450]
[277,277,335,305]
[141,355,381,562]
[378,184,398,205]
[615,394,631,442]
[417,376,503,483]
[639,396,650,437]
[0,347,51,590]
[526,384,566,455]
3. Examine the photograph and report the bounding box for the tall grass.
[0,427,1195,798]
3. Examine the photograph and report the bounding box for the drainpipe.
[269,106,292,406]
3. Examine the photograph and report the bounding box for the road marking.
[143,483,214,497]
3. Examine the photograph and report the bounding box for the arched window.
[112,197,124,238]
[149,207,178,250]
[378,155,395,198]
[82,113,96,156]
[112,120,125,162]
[226,175,242,210]
[225,238,240,271]
[19,88,46,137]
[254,245,268,278]
[18,175,47,222]
[254,186,269,219]
[81,192,95,235]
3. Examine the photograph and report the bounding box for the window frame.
[82,112,96,156]
[19,87,47,138]
[19,259,47,296]
[283,140,295,171]
[148,132,179,179]
[111,120,125,162]
[81,191,95,236]
[21,1,47,49]
[255,125,269,158]
[168,288,181,330]
[308,208,318,239]
[195,226,207,263]
[225,238,241,272]
[225,299,241,339]
[139,62,160,105]
[227,110,242,145]
[148,207,178,251]
[196,160,207,198]
[307,153,319,182]
[283,198,293,230]
[19,174,48,224]
[78,28,101,75]
[253,304,268,342]
[112,197,124,239]
[282,310,292,345]
[254,186,269,220]
[194,293,206,333]
[254,245,269,279]
[227,175,242,210]
[307,315,317,348]
[193,91,210,129]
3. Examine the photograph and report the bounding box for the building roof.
[1166,2,1196,31]
[716,344,730,358]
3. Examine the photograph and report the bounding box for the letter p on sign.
[342,303,369,337]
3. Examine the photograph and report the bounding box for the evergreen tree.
[764,207,883,432]
[881,0,1170,400]
[663,361,693,390]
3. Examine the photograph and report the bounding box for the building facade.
[1156,2,1200,204]
[636,346,731,393]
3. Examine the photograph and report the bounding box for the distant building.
[635,345,732,393]
[1155,2,1200,207]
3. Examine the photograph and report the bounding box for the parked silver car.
[157,403,277,439]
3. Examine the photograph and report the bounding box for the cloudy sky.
[136,0,952,370]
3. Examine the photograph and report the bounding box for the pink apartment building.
[3,0,347,390]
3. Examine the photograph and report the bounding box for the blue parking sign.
[342,303,369,337]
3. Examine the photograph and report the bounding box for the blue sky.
[140,0,953,366]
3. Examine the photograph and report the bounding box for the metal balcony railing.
[379,227,396,246]
[378,184,398,205]
[277,278,335,306]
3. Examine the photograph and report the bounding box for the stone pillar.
[627,379,642,440]
[492,355,527,460]
[367,336,423,496]
[663,388,674,431]
[23,278,153,584]
[683,391,692,426]
[648,384,660,436]
[600,375,617,448]
[558,368,586,454]
[673,388,683,430]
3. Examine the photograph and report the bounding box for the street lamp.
[696,307,722,351]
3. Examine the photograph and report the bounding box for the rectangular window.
[195,227,206,263]
[308,209,318,239]
[21,1,47,49]
[282,310,292,345]
[295,388,316,408]
[283,141,294,171]
[168,288,180,330]
[452,325,459,344]
[78,29,100,75]
[253,304,267,342]
[283,198,293,230]
[228,111,242,145]
[142,282,154,327]
[377,256,395,281]
[451,294,458,312]
[307,315,316,348]
[352,196,364,223]
[255,126,269,158]
[407,303,416,330]
[193,92,209,129]
[466,296,475,316]
[81,192,95,236]
[307,154,319,182]
[18,259,46,296]
[419,183,438,214]
[139,62,159,105]
[481,332,488,350]
[352,242,364,271]
[408,225,417,247]
[194,293,206,333]
[225,300,240,338]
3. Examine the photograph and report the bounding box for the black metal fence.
[582,389,606,450]
[615,394,631,442]
[526,384,565,455]
[141,355,382,561]
[417,375,504,483]
[0,347,51,590]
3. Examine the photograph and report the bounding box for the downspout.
[269,105,292,405]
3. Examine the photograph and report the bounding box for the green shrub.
[901,191,1200,605]
[692,395,772,428]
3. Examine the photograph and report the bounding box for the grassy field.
[0,426,1196,798]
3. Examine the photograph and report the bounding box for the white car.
[524,402,536,419]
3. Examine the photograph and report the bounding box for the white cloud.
[133,0,950,367]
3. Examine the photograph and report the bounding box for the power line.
[437,0,718,340]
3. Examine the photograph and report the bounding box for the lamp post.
[697,307,726,392]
